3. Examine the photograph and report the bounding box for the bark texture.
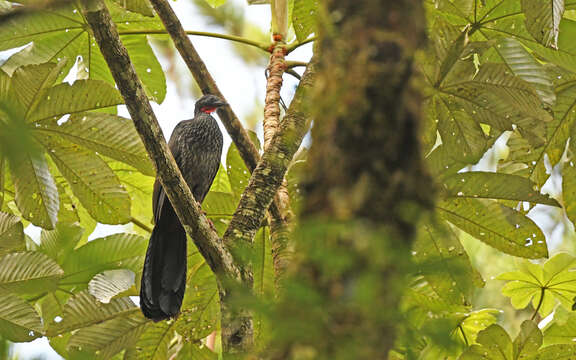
[271,0,433,357]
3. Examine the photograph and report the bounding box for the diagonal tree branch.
[223,56,317,249]
[147,0,287,221]
[80,0,241,283]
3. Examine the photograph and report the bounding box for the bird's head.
[194,94,227,115]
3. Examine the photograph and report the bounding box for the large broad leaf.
[67,312,148,359]
[29,80,123,122]
[60,233,147,285]
[522,0,564,49]
[8,151,59,229]
[38,222,83,264]
[88,269,135,304]
[112,0,154,17]
[175,251,220,342]
[495,37,555,106]
[498,253,576,317]
[514,320,543,359]
[0,251,63,294]
[437,198,548,259]
[562,161,576,227]
[129,321,175,360]
[430,94,489,165]
[442,171,559,206]
[46,290,139,336]
[253,226,274,300]
[0,211,25,255]
[38,112,154,176]
[11,61,68,114]
[0,2,166,103]
[542,307,576,346]
[38,133,131,224]
[0,292,43,342]
[292,0,317,42]
[535,344,576,359]
[459,324,513,359]
[413,218,484,306]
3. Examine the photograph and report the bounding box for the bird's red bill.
[201,106,217,113]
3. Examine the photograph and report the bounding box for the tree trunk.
[271,0,434,357]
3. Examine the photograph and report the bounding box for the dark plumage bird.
[140,94,226,321]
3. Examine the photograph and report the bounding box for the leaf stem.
[130,216,152,233]
[118,29,270,52]
[458,324,469,346]
[531,287,546,320]
[286,36,317,54]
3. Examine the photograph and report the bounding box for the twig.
[130,216,152,233]
[81,0,241,283]
[118,29,269,51]
[286,36,317,54]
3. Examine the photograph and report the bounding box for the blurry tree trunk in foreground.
[271,0,434,358]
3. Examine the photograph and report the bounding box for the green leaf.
[39,133,131,224]
[203,191,236,217]
[111,0,154,16]
[209,163,232,194]
[60,233,147,285]
[459,324,513,359]
[203,0,227,8]
[38,112,154,176]
[495,37,555,106]
[535,344,576,359]
[88,269,135,304]
[522,0,564,49]
[11,61,68,113]
[514,320,543,359]
[498,253,576,317]
[8,151,59,229]
[226,142,250,200]
[253,226,274,300]
[0,251,63,294]
[46,290,139,336]
[67,312,148,359]
[437,198,548,259]
[459,309,500,345]
[292,0,317,42]
[29,80,123,122]
[413,218,484,306]
[0,211,25,255]
[179,342,217,360]
[442,171,559,206]
[131,321,174,360]
[0,292,43,342]
[175,251,220,342]
[562,161,576,227]
[38,222,84,263]
[542,307,576,346]
[431,94,489,165]
[0,2,166,103]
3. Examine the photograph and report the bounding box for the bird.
[140,94,226,321]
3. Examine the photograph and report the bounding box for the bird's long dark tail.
[140,206,187,321]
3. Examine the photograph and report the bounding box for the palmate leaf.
[442,171,560,206]
[11,60,67,113]
[0,211,25,255]
[562,161,576,227]
[535,345,576,359]
[88,269,135,304]
[498,253,576,317]
[38,222,84,263]
[46,290,139,336]
[112,0,154,16]
[0,251,63,294]
[67,312,148,359]
[38,112,154,176]
[459,324,513,359]
[522,0,564,49]
[128,321,174,360]
[542,307,576,346]
[430,95,489,165]
[292,0,317,42]
[38,133,131,225]
[495,37,555,106]
[253,226,274,300]
[0,1,166,103]
[175,251,220,342]
[60,233,147,285]
[0,292,43,342]
[459,309,500,345]
[413,217,484,306]
[8,151,59,229]
[437,198,548,259]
